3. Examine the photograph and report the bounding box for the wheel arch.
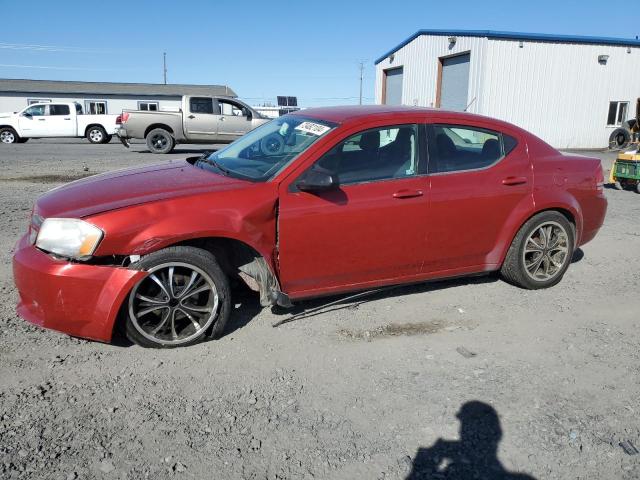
[496,205,579,267]
[84,123,106,137]
[144,124,174,138]
[110,234,281,341]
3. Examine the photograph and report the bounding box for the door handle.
[393,189,424,199]
[188,115,196,119]
[502,176,528,186]
[38,118,46,121]
[219,117,225,121]
[64,118,71,120]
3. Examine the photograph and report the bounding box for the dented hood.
[36,160,249,218]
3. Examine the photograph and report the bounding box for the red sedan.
[13,106,607,348]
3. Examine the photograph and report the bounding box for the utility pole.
[163,52,167,85]
[358,61,365,105]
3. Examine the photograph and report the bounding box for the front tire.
[0,127,19,144]
[87,126,108,144]
[125,246,231,348]
[146,128,175,154]
[501,211,575,290]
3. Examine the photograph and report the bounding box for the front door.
[17,104,49,137]
[216,99,254,142]
[278,124,429,297]
[184,97,218,141]
[425,123,533,272]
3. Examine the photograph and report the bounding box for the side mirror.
[22,112,32,119]
[244,108,252,120]
[296,167,339,192]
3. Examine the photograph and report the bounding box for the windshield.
[194,115,337,181]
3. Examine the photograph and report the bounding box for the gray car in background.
[116,95,270,153]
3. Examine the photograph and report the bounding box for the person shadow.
[406,401,537,480]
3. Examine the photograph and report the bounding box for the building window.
[27,99,51,105]
[85,100,107,115]
[607,101,629,126]
[138,101,159,111]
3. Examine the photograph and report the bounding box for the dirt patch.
[338,320,449,340]
[0,173,93,183]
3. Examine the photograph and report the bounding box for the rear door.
[215,99,255,142]
[46,104,76,136]
[184,97,219,141]
[277,123,430,297]
[425,122,532,272]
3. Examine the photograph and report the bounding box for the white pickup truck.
[0,102,119,144]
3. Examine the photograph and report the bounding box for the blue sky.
[1,0,637,107]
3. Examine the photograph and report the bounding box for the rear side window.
[49,104,70,116]
[189,97,214,114]
[427,125,517,174]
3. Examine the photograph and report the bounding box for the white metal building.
[374,30,640,149]
[0,79,236,115]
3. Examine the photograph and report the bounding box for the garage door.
[440,53,470,111]
[384,67,403,105]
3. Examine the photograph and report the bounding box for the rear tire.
[146,128,175,154]
[103,134,112,143]
[0,127,19,144]
[124,246,231,348]
[501,211,575,290]
[86,126,107,144]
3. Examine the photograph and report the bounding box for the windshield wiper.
[197,151,232,177]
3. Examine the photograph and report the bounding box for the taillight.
[116,112,129,125]
[595,165,604,193]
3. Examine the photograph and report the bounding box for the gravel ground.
[0,139,639,480]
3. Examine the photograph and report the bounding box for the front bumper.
[12,234,146,342]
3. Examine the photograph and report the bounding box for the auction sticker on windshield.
[294,121,331,136]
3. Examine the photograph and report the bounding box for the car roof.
[290,105,507,126]
[289,105,539,142]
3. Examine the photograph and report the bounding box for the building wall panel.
[482,39,640,148]
[0,93,183,115]
[375,33,640,148]
[375,35,487,114]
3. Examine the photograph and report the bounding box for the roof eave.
[374,29,640,65]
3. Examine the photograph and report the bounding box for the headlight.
[36,218,103,260]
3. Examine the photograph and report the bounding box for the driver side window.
[24,105,46,116]
[316,124,419,185]
[219,100,245,117]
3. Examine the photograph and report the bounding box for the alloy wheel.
[522,221,570,282]
[128,262,219,346]
[89,129,103,142]
[1,131,15,143]
[151,134,167,149]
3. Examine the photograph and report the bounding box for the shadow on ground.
[405,401,537,480]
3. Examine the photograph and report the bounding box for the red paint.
[13,106,607,342]
[13,235,145,342]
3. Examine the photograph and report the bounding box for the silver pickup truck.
[116,95,270,153]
